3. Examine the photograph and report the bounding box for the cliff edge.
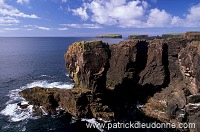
[20,37,200,131]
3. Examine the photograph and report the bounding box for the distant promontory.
[96,34,122,38]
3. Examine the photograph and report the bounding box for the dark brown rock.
[186,103,200,114]
[188,112,200,132]
[166,99,179,118]
[106,40,139,90]
[65,40,110,92]
[187,94,200,103]
[139,40,168,87]
[178,41,200,94]
[19,87,114,120]
[19,38,200,132]
[17,103,29,109]
[141,40,200,132]
[184,32,200,39]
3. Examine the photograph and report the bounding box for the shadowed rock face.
[139,40,169,88]
[65,40,110,92]
[179,41,200,94]
[141,39,200,132]
[65,40,170,95]
[20,39,200,132]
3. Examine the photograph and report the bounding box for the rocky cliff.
[184,32,200,39]
[19,87,113,120]
[20,38,200,132]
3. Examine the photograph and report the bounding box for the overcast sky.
[1,0,200,37]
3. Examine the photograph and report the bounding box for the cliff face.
[65,40,110,92]
[20,38,200,132]
[65,40,169,92]
[64,39,200,131]
[184,32,200,39]
[141,39,200,132]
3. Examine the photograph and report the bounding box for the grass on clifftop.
[185,31,200,33]
[162,33,183,36]
[96,34,122,38]
[105,34,122,37]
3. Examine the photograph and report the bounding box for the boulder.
[17,103,29,109]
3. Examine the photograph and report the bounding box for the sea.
[0,37,125,132]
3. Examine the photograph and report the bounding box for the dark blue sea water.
[0,37,125,132]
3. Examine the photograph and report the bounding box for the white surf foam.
[136,104,144,110]
[65,73,69,77]
[25,80,74,89]
[1,79,74,122]
[39,75,52,77]
[21,126,26,131]
[65,73,73,81]
[81,118,97,124]
[1,103,34,122]
[0,82,36,122]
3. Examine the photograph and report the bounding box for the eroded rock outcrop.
[65,40,110,92]
[19,87,114,120]
[184,32,200,39]
[20,38,200,131]
[139,40,169,87]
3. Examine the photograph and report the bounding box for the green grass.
[96,34,122,38]
[106,34,122,36]
[128,34,148,38]
[162,33,183,37]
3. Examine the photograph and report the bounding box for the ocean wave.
[65,73,69,77]
[24,80,74,89]
[39,74,52,77]
[0,79,74,122]
[0,102,35,122]
[36,74,55,80]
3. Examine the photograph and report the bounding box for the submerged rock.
[17,103,29,109]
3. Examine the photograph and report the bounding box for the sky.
[1,0,200,37]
